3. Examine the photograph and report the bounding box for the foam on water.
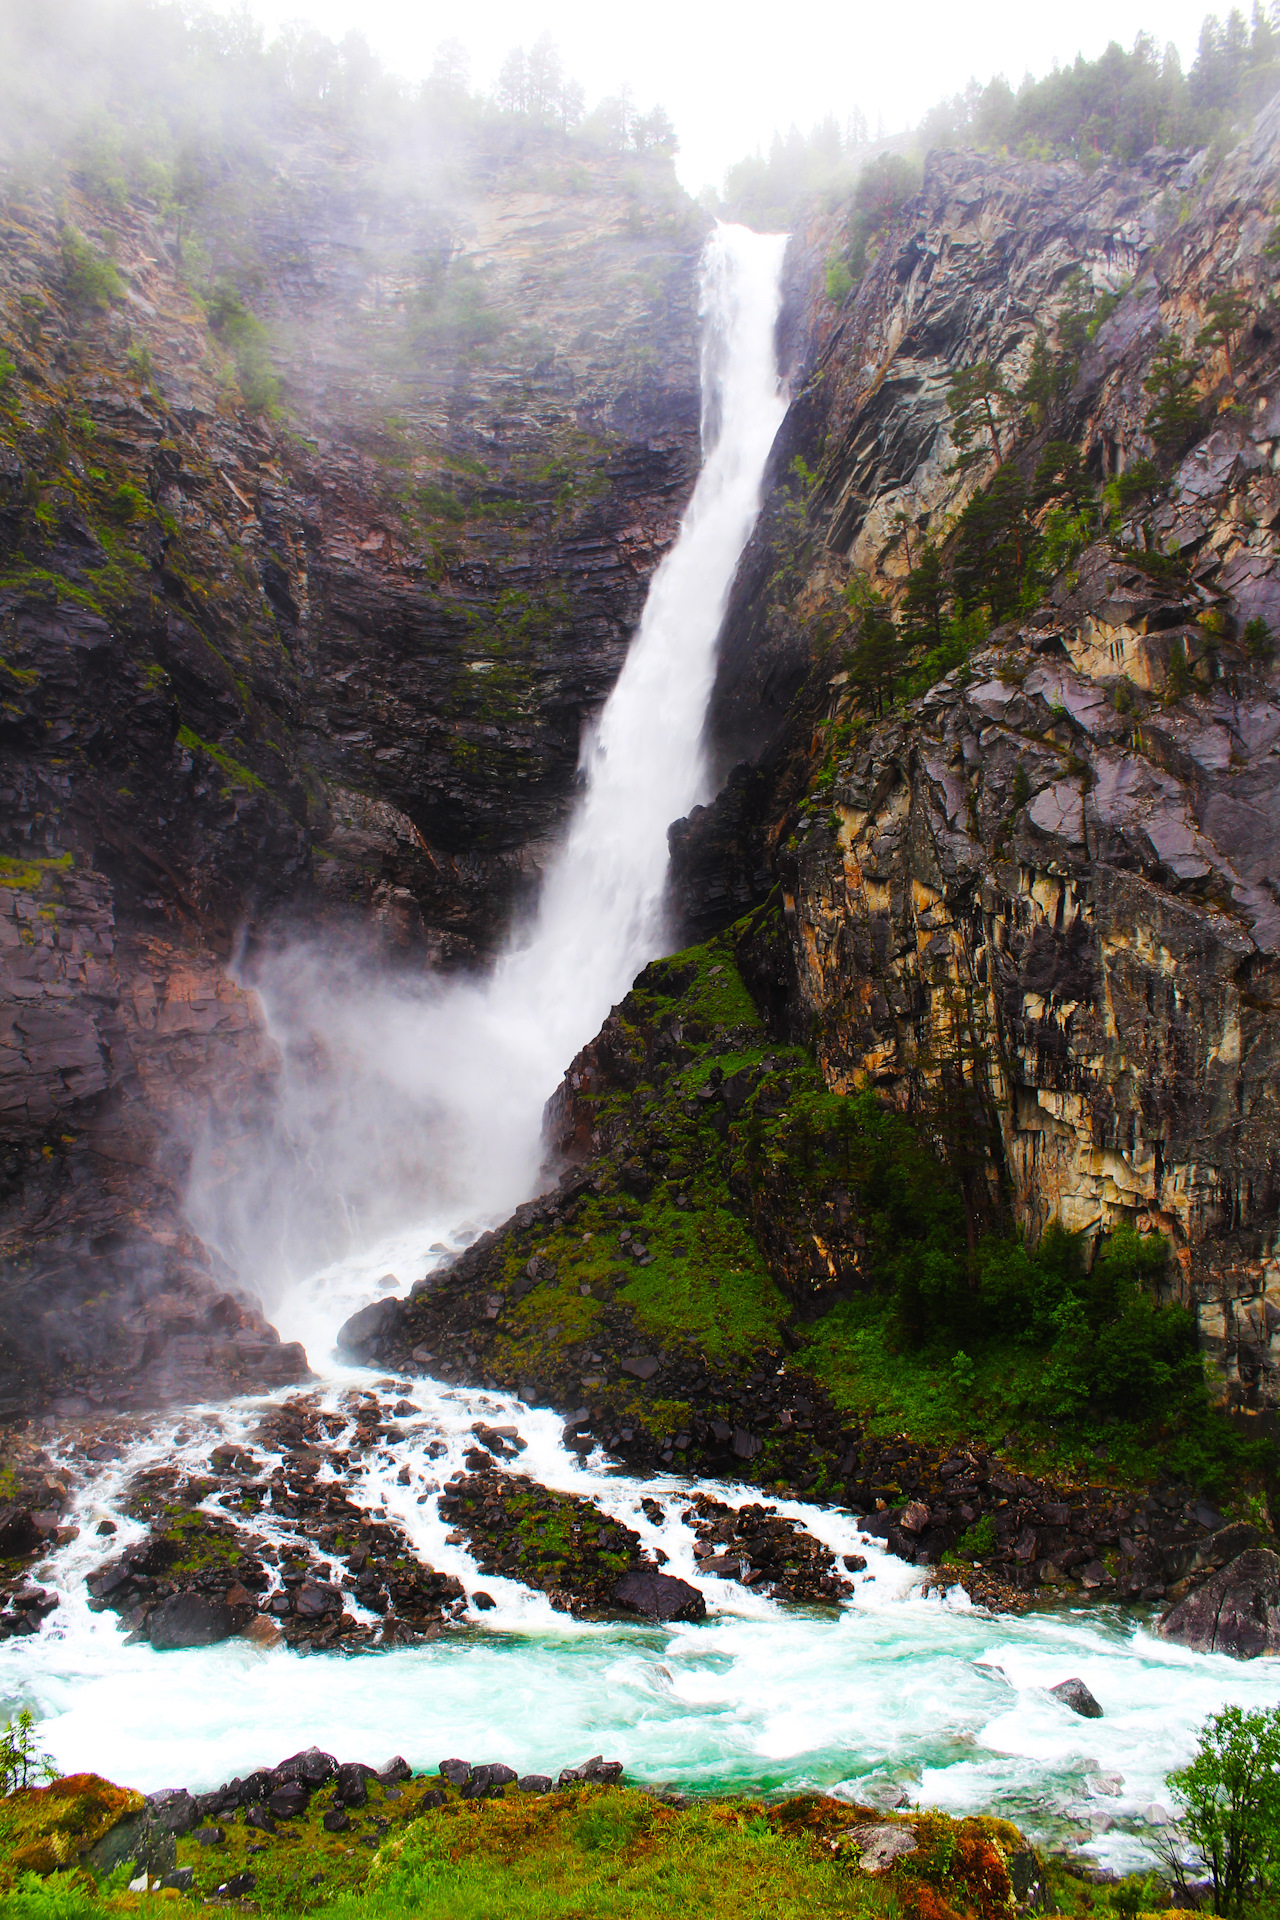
[6,1372,1280,1872]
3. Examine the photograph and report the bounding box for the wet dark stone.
[273,1748,337,1787]
[378,1757,412,1783]
[268,1783,309,1818]
[518,1774,553,1795]
[243,1806,276,1835]
[146,1788,197,1834]
[336,1297,406,1359]
[1049,1678,1103,1717]
[159,1869,194,1892]
[439,1758,472,1787]
[613,1568,706,1622]
[1160,1549,1280,1658]
[147,1592,239,1651]
[322,1809,350,1833]
[334,1761,375,1806]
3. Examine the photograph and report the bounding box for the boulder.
[439,1759,472,1786]
[519,1774,553,1794]
[333,1761,376,1806]
[147,1592,239,1651]
[0,1506,40,1554]
[1049,1678,1103,1718]
[1159,1548,1280,1657]
[268,1783,308,1819]
[336,1296,405,1359]
[613,1568,706,1621]
[145,1788,197,1834]
[842,1822,919,1873]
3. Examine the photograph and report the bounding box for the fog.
[203,0,1219,195]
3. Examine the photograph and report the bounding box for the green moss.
[177,725,264,790]
[0,852,74,892]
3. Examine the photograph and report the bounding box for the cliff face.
[0,125,704,1410]
[686,105,1280,1411]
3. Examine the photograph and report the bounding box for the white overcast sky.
[209,0,1217,194]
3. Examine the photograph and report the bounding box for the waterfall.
[195,223,788,1348]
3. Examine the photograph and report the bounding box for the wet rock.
[147,1592,240,1651]
[334,1762,376,1806]
[268,1783,309,1819]
[472,1590,497,1611]
[378,1756,412,1783]
[558,1755,625,1786]
[1159,1548,1280,1657]
[842,1822,919,1873]
[322,1809,351,1833]
[159,1868,194,1892]
[337,1297,406,1360]
[0,1506,40,1554]
[146,1788,197,1835]
[612,1568,706,1621]
[1050,1678,1103,1718]
[243,1806,276,1835]
[439,1759,472,1787]
[194,1827,225,1846]
[519,1774,553,1794]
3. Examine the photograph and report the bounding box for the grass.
[0,1782,1100,1920]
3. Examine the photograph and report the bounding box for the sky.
[207,0,1218,194]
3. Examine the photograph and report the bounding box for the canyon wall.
[0,122,705,1410]
[685,103,1280,1410]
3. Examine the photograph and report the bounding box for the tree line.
[724,5,1280,227]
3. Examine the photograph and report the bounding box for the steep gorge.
[0,118,705,1411]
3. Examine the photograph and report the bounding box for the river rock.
[1050,1678,1103,1717]
[146,1788,197,1834]
[1159,1548,1280,1657]
[147,1592,240,1650]
[268,1783,309,1818]
[336,1297,406,1359]
[613,1568,706,1621]
[843,1822,919,1873]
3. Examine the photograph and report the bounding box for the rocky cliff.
[683,102,1280,1413]
[0,118,705,1411]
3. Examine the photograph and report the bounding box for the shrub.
[59,228,124,311]
[952,1515,998,1560]
[1168,1706,1280,1917]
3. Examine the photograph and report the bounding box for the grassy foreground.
[0,1778,1191,1920]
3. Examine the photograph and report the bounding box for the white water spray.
[190,223,789,1342]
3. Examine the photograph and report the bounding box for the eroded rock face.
[0,124,704,1411]
[681,102,1280,1402]
[1159,1547,1280,1656]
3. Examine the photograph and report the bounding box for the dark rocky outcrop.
[612,1567,706,1622]
[1159,1547,1280,1656]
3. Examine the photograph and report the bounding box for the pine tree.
[1144,334,1205,464]
[947,361,1014,470]
[899,544,950,649]
[1196,288,1251,386]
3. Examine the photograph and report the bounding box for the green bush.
[1169,1706,1280,1917]
[59,228,124,311]
[952,1515,998,1559]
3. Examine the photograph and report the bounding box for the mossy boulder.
[0,1773,148,1884]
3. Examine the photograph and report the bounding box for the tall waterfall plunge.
[190,224,789,1351]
